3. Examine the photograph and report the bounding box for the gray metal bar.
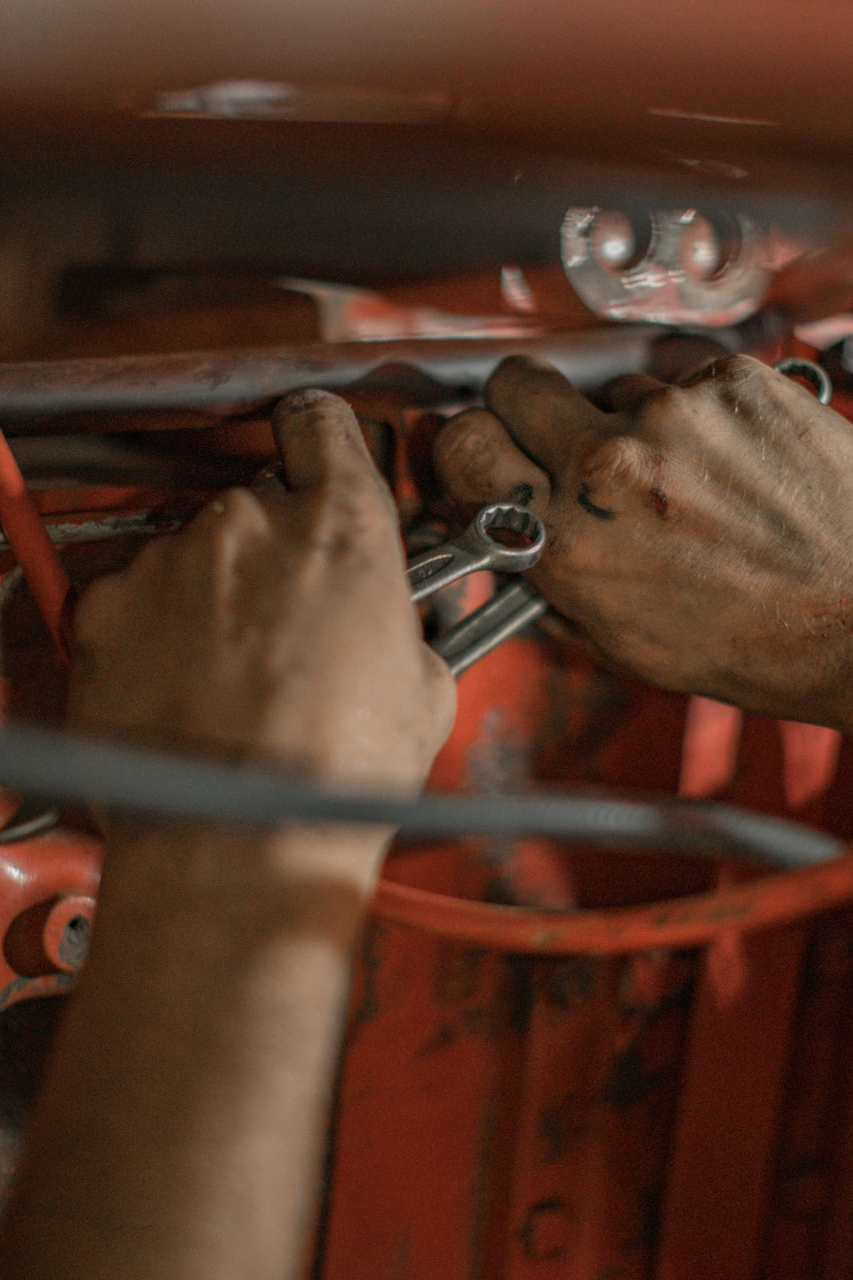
[433,580,548,676]
[0,723,843,867]
[0,330,656,423]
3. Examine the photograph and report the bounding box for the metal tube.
[0,429,72,659]
[0,330,656,425]
[0,723,843,868]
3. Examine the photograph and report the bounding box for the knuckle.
[207,487,266,535]
[689,353,768,405]
[323,471,382,522]
[434,412,489,465]
[684,353,756,386]
[309,474,393,554]
[676,354,782,434]
[181,489,269,564]
[581,435,650,490]
[712,353,763,382]
[632,382,688,425]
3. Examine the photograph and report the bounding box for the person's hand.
[435,354,853,733]
[69,389,456,795]
[0,394,456,1280]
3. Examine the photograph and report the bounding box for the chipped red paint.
[0,832,100,1011]
[3,374,853,1277]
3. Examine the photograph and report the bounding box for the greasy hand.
[10,395,455,1280]
[69,390,455,793]
[435,354,853,732]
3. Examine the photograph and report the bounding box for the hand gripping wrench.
[407,503,548,677]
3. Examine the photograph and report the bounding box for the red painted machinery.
[2,322,853,1280]
[4,3,853,1272]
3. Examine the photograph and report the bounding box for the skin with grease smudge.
[434,354,853,734]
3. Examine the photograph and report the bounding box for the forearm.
[0,822,380,1280]
[0,388,452,1279]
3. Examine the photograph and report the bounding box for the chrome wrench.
[407,503,548,676]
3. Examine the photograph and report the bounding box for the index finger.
[254,389,403,575]
[486,355,610,475]
[271,389,386,496]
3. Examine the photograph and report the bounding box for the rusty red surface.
[2,373,853,1278]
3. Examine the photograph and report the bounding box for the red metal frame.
[3,365,853,1278]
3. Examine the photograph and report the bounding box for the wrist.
[97,819,388,959]
[4,824,384,1280]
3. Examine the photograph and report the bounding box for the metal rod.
[0,330,656,425]
[0,428,72,660]
[0,512,183,552]
[0,723,842,867]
